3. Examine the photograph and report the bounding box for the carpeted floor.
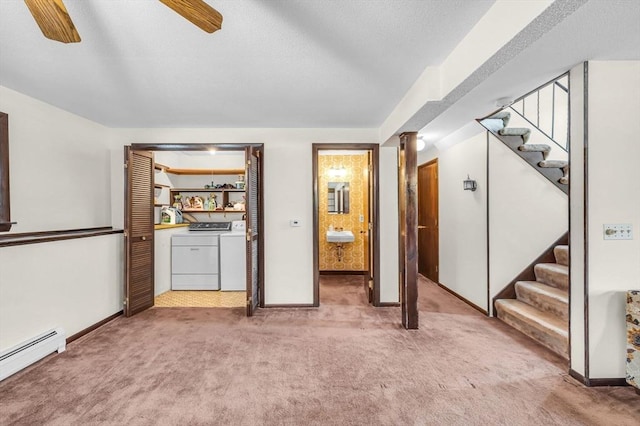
[0,276,638,425]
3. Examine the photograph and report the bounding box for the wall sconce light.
[463,174,477,191]
[328,167,347,178]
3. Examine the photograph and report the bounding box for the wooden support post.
[399,132,419,329]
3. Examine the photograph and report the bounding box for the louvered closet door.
[124,148,155,317]
[245,146,263,316]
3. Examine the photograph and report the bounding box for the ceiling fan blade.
[24,0,81,43]
[159,0,223,33]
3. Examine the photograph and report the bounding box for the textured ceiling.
[0,0,494,128]
[416,0,640,146]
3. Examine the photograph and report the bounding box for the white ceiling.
[416,0,640,146]
[0,0,495,128]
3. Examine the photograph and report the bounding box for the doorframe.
[312,143,380,306]
[128,142,265,311]
[417,158,439,282]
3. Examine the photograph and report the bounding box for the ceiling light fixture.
[417,135,427,151]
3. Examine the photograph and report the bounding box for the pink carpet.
[0,276,637,425]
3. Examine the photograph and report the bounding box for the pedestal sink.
[326,230,354,262]
[326,230,355,243]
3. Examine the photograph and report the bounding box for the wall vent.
[0,328,66,381]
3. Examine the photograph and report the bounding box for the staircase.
[495,245,569,358]
[482,110,569,194]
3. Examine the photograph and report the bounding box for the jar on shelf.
[172,194,183,210]
[235,174,245,190]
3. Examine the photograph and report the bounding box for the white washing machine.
[220,221,246,291]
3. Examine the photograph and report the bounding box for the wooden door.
[365,150,373,303]
[398,133,418,329]
[124,148,155,317]
[418,159,439,282]
[245,145,264,316]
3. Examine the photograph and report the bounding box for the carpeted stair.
[482,111,568,193]
[495,245,569,359]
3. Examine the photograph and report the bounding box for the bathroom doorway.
[312,144,380,306]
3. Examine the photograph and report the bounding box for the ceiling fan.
[23,0,223,44]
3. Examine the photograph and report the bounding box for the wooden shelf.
[165,168,245,176]
[181,209,245,213]
[154,183,171,188]
[154,162,169,172]
[154,223,189,230]
[171,188,244,192]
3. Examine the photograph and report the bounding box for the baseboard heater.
[0,327,66,381]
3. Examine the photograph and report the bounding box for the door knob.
[418,225,427,229]
[141,236,147,241]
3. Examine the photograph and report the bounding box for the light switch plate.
[603,224,633,240]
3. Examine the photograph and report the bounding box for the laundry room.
[151,149,248,308]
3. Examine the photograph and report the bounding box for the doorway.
[418,159,439,282]
[312,144,380,306]
[124,143,264,318]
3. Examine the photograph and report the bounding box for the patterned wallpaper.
[318,154,369,271]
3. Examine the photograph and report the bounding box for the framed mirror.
[328,182,349,214]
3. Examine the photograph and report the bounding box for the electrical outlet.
[359,214,364,223]
[603,224,633,240]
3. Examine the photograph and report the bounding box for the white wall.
[0,88,400,350]
[0,87,123,352]
[0,235,123,350]
[569,62,586,376]
[110,128,398,306]
[154,151,245,170]
[379,147,400,304]
[422,129,488,310]
[0,86,114,233]
[488,133,568,313]
[586,61,640,379]
[419,122,568,314]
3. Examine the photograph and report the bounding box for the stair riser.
[554,246,569,266]
[534,265,568,290]
[516,285,568,322]
[496,308,568,359]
